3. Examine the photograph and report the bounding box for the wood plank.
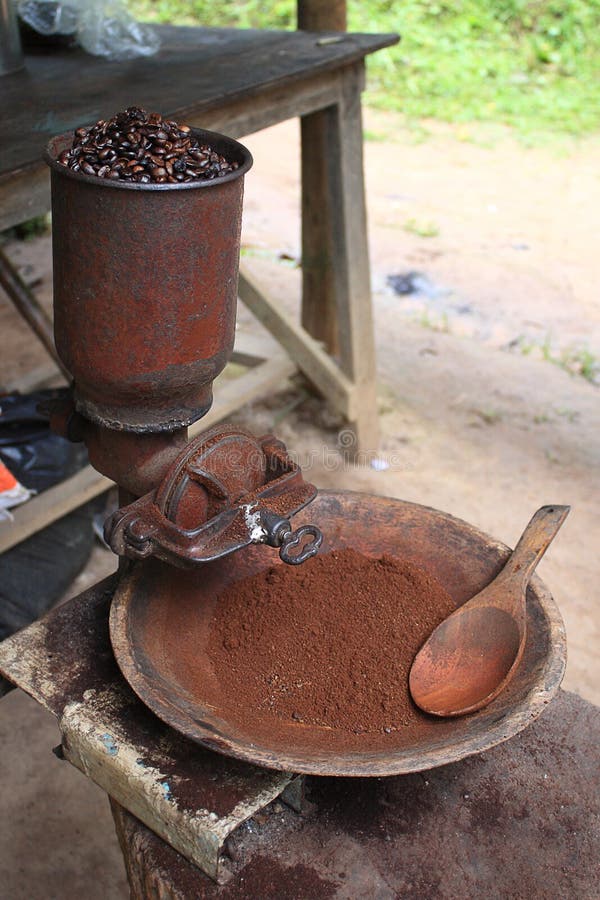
[188,68,343,140]
[230,330,280,367]
[238,267,357,419]
[0,165,50,233]
[100,692,600,900]
[0,70,345,232]
[0,247,69,377]
[190,354,297,437]
[0,465,112,555]
[300,104,340,355]
[321,63,380,452]
[297,0,347,31]
[111,775,303,899]
[297,0,348,355]
[2,362,65,393]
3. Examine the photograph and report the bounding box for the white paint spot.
[242,504,267,543]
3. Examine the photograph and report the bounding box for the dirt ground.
[0,110,598,897]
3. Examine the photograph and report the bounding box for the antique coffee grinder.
[45,127,323,573]
[0,114,568,887]
[37,120,566,788]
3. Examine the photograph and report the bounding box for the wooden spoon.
[409,505,570,717]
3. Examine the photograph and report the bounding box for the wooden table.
[0,23,397,553]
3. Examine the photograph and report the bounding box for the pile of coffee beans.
[56,106,239,184]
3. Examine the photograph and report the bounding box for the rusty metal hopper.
[45,128,252,433]
[110,491,566,777]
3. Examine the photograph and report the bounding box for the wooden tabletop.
[0,25,397,181]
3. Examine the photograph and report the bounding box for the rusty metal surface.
[105,425,320,566]
[111,689,600,899]
[84,423,189,497]
[109,490,567,777]
[0,574,298,822]
[45,128,252,432]
[58,690,301,883]
[47,392,190,496]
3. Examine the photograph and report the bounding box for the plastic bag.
[0,388,88,490]
[17,0,160,60]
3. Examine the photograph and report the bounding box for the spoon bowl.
[409,505,570,717]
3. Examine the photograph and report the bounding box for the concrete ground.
[0,111,598,898]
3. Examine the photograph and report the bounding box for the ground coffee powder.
[208,549,456,735]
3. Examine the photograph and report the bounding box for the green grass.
[513,334,600,384]
[417,309,450,332]
[1,213,51,242]
[129,0,600,139]
[404,217,440,237]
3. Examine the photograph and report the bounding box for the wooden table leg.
[300,62,379,456]
[0,246,69,380]
[298,0,345,358]
[300,112,339,357]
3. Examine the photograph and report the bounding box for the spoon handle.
[499,505,570,588]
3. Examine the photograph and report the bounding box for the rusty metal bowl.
[110,491,566,776]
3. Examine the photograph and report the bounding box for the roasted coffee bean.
[56,106,239,184]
